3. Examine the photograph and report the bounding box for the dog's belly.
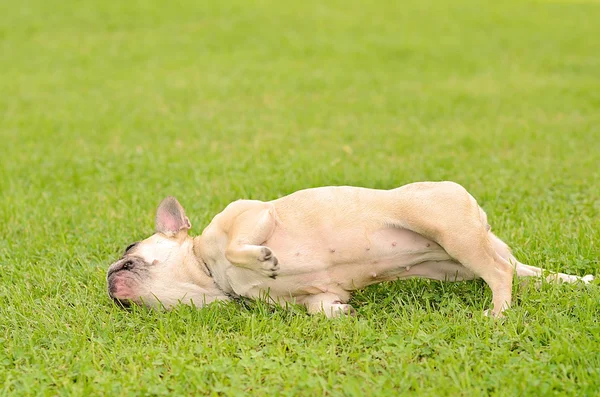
[241,226,452,299]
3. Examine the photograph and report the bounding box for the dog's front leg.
[224,206,280,279]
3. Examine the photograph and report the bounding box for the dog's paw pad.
[330,303,356,317]
[342,305,357,317]
[258,247,273,262]
[256,247,279,278]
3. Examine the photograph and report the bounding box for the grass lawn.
[1,0,600,395]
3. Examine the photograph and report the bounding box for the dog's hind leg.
[439,232,514,317]
[400,260,476,282]
[391,182,515,317]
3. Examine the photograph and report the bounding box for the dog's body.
[107,182,594,317]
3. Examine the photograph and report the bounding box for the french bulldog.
[106,182,594,317]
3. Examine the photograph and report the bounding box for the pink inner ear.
[156,197,190,234]
[161,216,181,232]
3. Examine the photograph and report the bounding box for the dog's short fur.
[107,182,594,317]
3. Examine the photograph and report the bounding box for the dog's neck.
[180,235,230,302]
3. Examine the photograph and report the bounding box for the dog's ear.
[155,196,192,236]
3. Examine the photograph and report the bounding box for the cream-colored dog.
[106,182,594,317]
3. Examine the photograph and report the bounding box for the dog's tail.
[489,232,595,283]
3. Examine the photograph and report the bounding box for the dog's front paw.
[257,247,279,279]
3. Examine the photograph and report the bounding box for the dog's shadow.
[229,278,492,319]
[349,279,490,316]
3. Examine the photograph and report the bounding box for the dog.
[106,182,594,317]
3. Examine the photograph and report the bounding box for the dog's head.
[106,197,226,309]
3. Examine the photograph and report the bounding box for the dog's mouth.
[112,296,133,308]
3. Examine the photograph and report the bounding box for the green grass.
[1,0,600,395]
